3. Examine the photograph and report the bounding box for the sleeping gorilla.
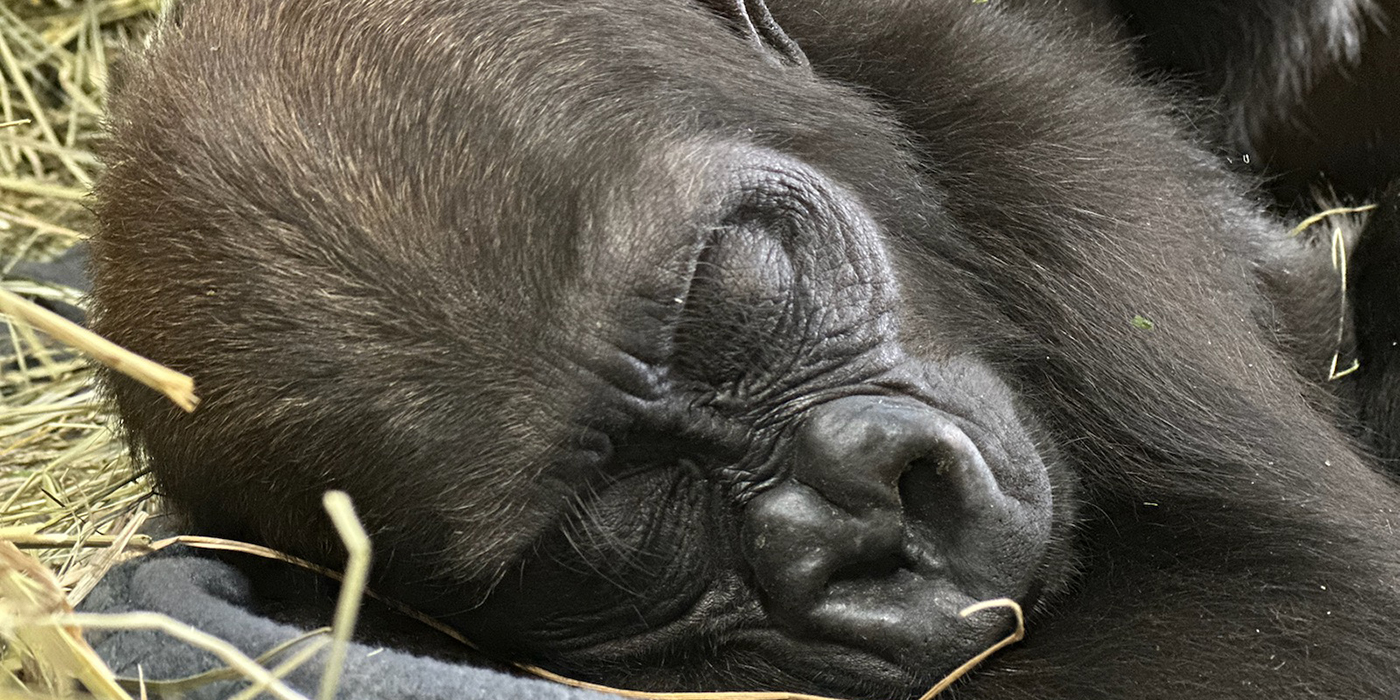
[89,0,1400,697]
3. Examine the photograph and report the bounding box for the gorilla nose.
[741,395,1035,658]
[743,396,962,607]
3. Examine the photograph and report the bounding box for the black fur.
[90,1,1400,698]
[1349,183,1400,465]
[1113,0,1376,145]
[1110,0,1400,201]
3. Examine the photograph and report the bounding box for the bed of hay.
[0,1,171,696]
[0,7,387,698]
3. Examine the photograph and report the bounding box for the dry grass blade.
[0,542,130,700]
[145,535,343,576]
[316,491,371,700]
[226,635,333,700]
[0,690,98,700]
[1289,203,1378,237]
[1326,226,1361,380]
[48,613,308,700]
[0,208,84,242]
[915,599,1025,700]
[115,628,331,697]
[1287,201,1375,381]
[0,288,199,411]
[64,510,148,607]
[0,175,86,200]
[1,531,154,550]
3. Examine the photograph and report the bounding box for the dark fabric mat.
[80,548,609,699]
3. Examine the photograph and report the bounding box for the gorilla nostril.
[900,446,989,526]
[898,456,945,520]
[794,396,939,509]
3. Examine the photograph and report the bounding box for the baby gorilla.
[91,0,1400,698]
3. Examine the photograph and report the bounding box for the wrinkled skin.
[90,0,1400,698]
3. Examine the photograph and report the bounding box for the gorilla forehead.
[200,0,943,369]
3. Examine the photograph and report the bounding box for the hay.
[1290,202,1376,381]
[0,288,199,411]
[0,0,157,560]
[0,2,164,696]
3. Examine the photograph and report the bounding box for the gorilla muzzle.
[742,395,1049,667]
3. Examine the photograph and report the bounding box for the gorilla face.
[91,0,1400,698]
[449,146,1063,690]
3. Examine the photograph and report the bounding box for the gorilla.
[89,0,1400,698]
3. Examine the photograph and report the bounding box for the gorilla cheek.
[742,394,1052,669]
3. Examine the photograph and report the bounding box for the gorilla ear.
[696,0,808,67]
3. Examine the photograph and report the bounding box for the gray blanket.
[82,550,607,699]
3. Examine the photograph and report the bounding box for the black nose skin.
[742,394,1052,669]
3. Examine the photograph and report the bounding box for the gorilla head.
[90,0,1400,698]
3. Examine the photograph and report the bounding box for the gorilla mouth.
[810,571,1020,671]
